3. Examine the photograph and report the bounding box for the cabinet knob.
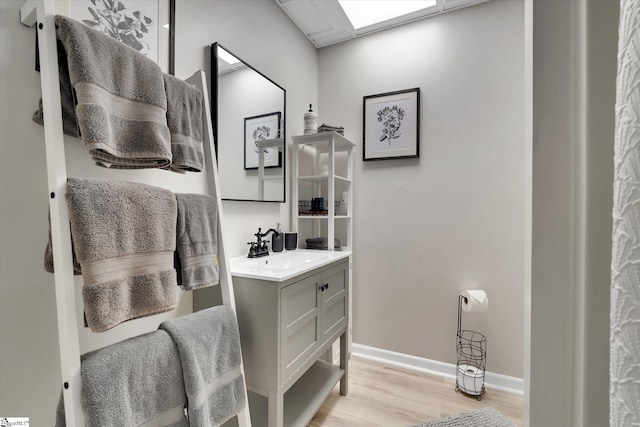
[319,283,329,291]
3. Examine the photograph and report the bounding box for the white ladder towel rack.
[19,1,252,425]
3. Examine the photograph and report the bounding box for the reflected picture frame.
[363,88,420,161]
[244,112,282,170]
[43,0,175,75]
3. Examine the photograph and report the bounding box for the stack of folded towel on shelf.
[33,15,204,172]
[317,123,345,135]
[45,178,220,332]
[56,306,246,427]
[306,237,343,250]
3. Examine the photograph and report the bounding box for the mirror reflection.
[212,43,286,202]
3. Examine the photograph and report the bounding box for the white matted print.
[363,88,420,161]
[63,0,173,73]
[244,112,282,170]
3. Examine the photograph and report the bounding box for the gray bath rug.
[412,407,515,427]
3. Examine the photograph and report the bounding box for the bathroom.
[0,0,623,425]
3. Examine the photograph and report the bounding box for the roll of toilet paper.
[461,290,488,312]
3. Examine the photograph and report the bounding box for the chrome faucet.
[247,227,278,258]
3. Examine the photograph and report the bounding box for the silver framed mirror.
[211,43,286,202]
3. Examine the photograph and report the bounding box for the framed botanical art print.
[363,88,420,161]
[65,0,175,74]
[244,112,282,170]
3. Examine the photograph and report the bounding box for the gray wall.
[318,0,525,378]
[0,0,316,423]
[175,0,318,257]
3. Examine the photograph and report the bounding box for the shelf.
[292,131,352,267]
[297,174,328,182]
[297,215,351,220]
[283,360,344,427]
[297,174,351,183]
[292,132,355,153]
[256,138,284,150]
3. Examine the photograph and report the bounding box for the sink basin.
[229,249,350,282]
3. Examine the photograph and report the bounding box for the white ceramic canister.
[304,104,317,134]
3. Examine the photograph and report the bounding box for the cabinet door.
[319,262,348,342]
[280,273,321,383]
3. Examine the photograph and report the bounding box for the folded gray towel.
[52,15,172,169]
[66,178,178,332]
[160,306,247,426]
[164,74,204,173]
[56,330,189,426]
[175,193,219,291]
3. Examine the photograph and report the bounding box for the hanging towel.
[164,74,204,173]
[33,39,81,138]
[160,306,247,426]
[56,330,189,426]
[66,178,178,332]
[175,193,219,290]
[55,390,65,427]
[45,15,172,169]
[45,211,82,275]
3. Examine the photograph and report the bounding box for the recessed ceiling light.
[338,0,438,29]
[218,48,241,65]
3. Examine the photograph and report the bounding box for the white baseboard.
[351,343,524,395]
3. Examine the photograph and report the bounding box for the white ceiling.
[275,0,490,48]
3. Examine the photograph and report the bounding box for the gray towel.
[164,74,204,173]
[53,15,172,169]
[66,178,178,332]
[56,330,189,426]
[32,39,81,138]
[45,212,82,275]
[159,306,247,426]
[55,390,65,427]
[175,193,219,291]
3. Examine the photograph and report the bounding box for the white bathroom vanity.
[229,250,351,427]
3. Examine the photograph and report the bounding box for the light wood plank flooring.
[309,356,524,426]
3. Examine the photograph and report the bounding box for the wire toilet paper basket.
[455,294,487,400]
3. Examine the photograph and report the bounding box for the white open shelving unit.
[291,132,355,251]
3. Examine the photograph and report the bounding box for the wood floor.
[309,356,524,427]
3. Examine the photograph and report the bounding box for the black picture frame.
[244,111,282,170]
[363,88,420,161]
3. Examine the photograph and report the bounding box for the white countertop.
[229,249,351,282]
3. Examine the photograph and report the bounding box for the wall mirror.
[211,42,286,202]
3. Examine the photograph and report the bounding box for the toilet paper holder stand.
[456,294,487,400]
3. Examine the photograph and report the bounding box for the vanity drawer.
[281,274,321,383]
[320,263,347,340]
[320,263,346,303]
